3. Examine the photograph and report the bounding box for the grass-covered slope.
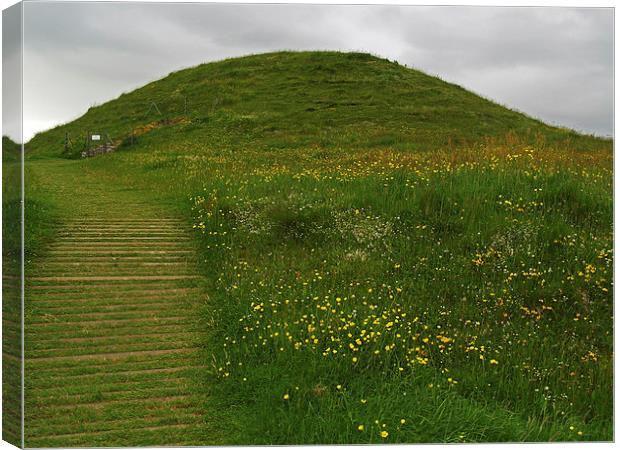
[26,51,608,159]
[21,51,612,444]
[3,136,21,161]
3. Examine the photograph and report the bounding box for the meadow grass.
[15,51,614,444]
[181,141,612,443]
[24,136,609,444]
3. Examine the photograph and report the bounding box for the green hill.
[27,51,608,158]
[2,135,21,162]
[18,51,612,445]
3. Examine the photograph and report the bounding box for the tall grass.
[179,142,612,443]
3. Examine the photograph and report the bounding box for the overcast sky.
[4,2,615,142]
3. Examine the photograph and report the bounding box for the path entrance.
[23,160,216,446]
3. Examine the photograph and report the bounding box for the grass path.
[23,159,222,447]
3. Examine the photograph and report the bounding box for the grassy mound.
[22,51,612,443]
[26,51,607,159]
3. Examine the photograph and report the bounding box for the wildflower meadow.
[14,51,613,445]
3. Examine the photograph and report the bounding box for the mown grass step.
[27,308,197,324]
[42,251,195,258]
[62,221,188,226]
[28,299,199,313]
[27,286,200,296]
[27,344,199,361]
[43,256,191,262]
[25,422,209,448]
[28,278,200,285]
[25,355,201,378]
[36,264,196,271]
[59,229,191,235]
[36,260,197,268]
[34,269,197,277]
[27,374,191,398]
[33,261,195,269]
[27,377,194,405]
[46,242,195,249]
[43,247,196,254]
[25,411,204,441]
[26,393,195,419]
[53,237,192,242]
[29,275,202,282]
[27,347,200,365]
[25,398,203,429]
[26,331,200,350]
[26,316,196,331]
[24,324,205,343]
[26,288,202,301]
[26,366,204,389]
[57,227,189,233]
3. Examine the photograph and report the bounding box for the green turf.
[8,51,614,445]
[26,51,605,161]
[3,136,23,447]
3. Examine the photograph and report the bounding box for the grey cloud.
[11,2,614,142]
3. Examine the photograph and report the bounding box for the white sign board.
[91,134,101,141]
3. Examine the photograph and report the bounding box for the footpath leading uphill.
[23,160,220,447]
